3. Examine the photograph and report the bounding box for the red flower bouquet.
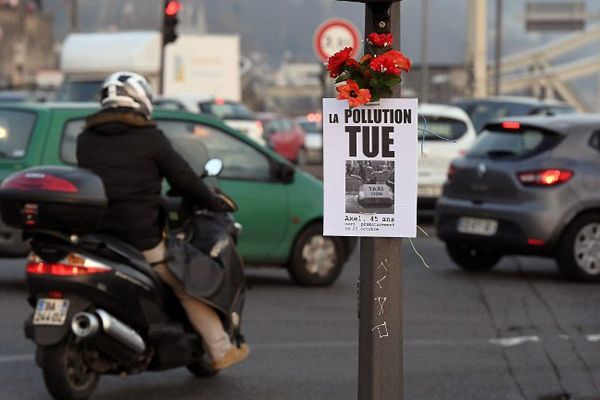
[326,33,411,108]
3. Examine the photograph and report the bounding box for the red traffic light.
[165,0,181,16]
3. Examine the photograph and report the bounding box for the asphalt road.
[1,224,600,399]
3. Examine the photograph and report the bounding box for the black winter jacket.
[77,109,216,251]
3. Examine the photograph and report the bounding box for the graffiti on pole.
[371,257,390,338]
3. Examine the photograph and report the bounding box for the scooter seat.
[86,234,163,287]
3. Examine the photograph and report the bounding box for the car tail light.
[26,253,111,276]
[502,121,521,130]
[527,238,545,246]
[255,120,263,134]
[447,164,457,181]
[517,169,573,186]
[2,173,78,193]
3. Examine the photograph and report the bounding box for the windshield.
[418,116,467,141]
[0,110,36,159]
[56,81,102,102]
[199,102,254,120]
[468,127,561,159]
[298,121,321,133]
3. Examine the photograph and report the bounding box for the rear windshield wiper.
[486,150,516,158]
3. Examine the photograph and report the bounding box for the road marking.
[585,334,600,342]
[489,336,540,347]
[0,354,33,363]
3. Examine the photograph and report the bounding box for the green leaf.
[385,76,402,87]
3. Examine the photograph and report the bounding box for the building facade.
[0,4,55,88]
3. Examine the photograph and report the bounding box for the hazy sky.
[46,0,600,65]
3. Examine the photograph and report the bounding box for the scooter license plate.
[33,299,70,326]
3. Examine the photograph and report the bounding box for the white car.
[154,95,265,146]
[295,116,322,163]
[418,103,476,206]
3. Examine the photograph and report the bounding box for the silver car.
[436,115,600,281]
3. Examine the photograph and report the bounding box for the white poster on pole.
[323,98,418,238]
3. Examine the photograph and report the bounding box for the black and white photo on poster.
[323,98,418,237]
[345,160,395,215]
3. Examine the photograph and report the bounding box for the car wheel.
[446,242,501,271]
[39,336,100,400]
[557,213,600,281]
[287,223,345,286]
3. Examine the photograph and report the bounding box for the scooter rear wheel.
[39,335,100,400]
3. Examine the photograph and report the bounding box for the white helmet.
[100,72,154,119]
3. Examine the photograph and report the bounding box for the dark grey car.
[436,115,600,281]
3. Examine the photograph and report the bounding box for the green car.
[0,103,356,286]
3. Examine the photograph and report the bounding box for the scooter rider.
[76,71,249,370]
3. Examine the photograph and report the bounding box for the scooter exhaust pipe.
[71,310,146,354]
[71,312,100,338]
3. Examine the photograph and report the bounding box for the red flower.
[387,50,411,72]
[369,50,411,75]
[327,47,353,78]
[346,58,360,69]
[367,33,393,47]
[336,79,371,108]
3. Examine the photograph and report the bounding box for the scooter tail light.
[26,253,111,276]
[2,174,78,193]
[517,169,573,186]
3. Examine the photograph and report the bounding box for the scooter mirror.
[203,158,224,178]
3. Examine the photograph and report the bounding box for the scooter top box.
[0,166,107,233]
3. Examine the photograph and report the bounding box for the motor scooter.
[0,159,245,400]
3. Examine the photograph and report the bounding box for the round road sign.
[313,18,361,62]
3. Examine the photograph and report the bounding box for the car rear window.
[198,102,254,120]
[0,110,36,159]
[56,80,102,102]
[418,116,468,141]
[459,102,533,132]
[467,126,562,159]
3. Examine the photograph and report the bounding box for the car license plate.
[33,299,70,326]
[418,184,442,198]
[457,217,498,236]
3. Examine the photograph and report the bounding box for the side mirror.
[203,158,224,178]
[274,162,295,184]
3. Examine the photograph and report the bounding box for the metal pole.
[69,0,79,33]
[159,0,166,95]
[469,0,487,98]
[159,41,165,95]
[358,3,403,399]
[494,0,503,96]
[15,0,27,88]
[420,0,429,102]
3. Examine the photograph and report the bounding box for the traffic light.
[162,0,181,45]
